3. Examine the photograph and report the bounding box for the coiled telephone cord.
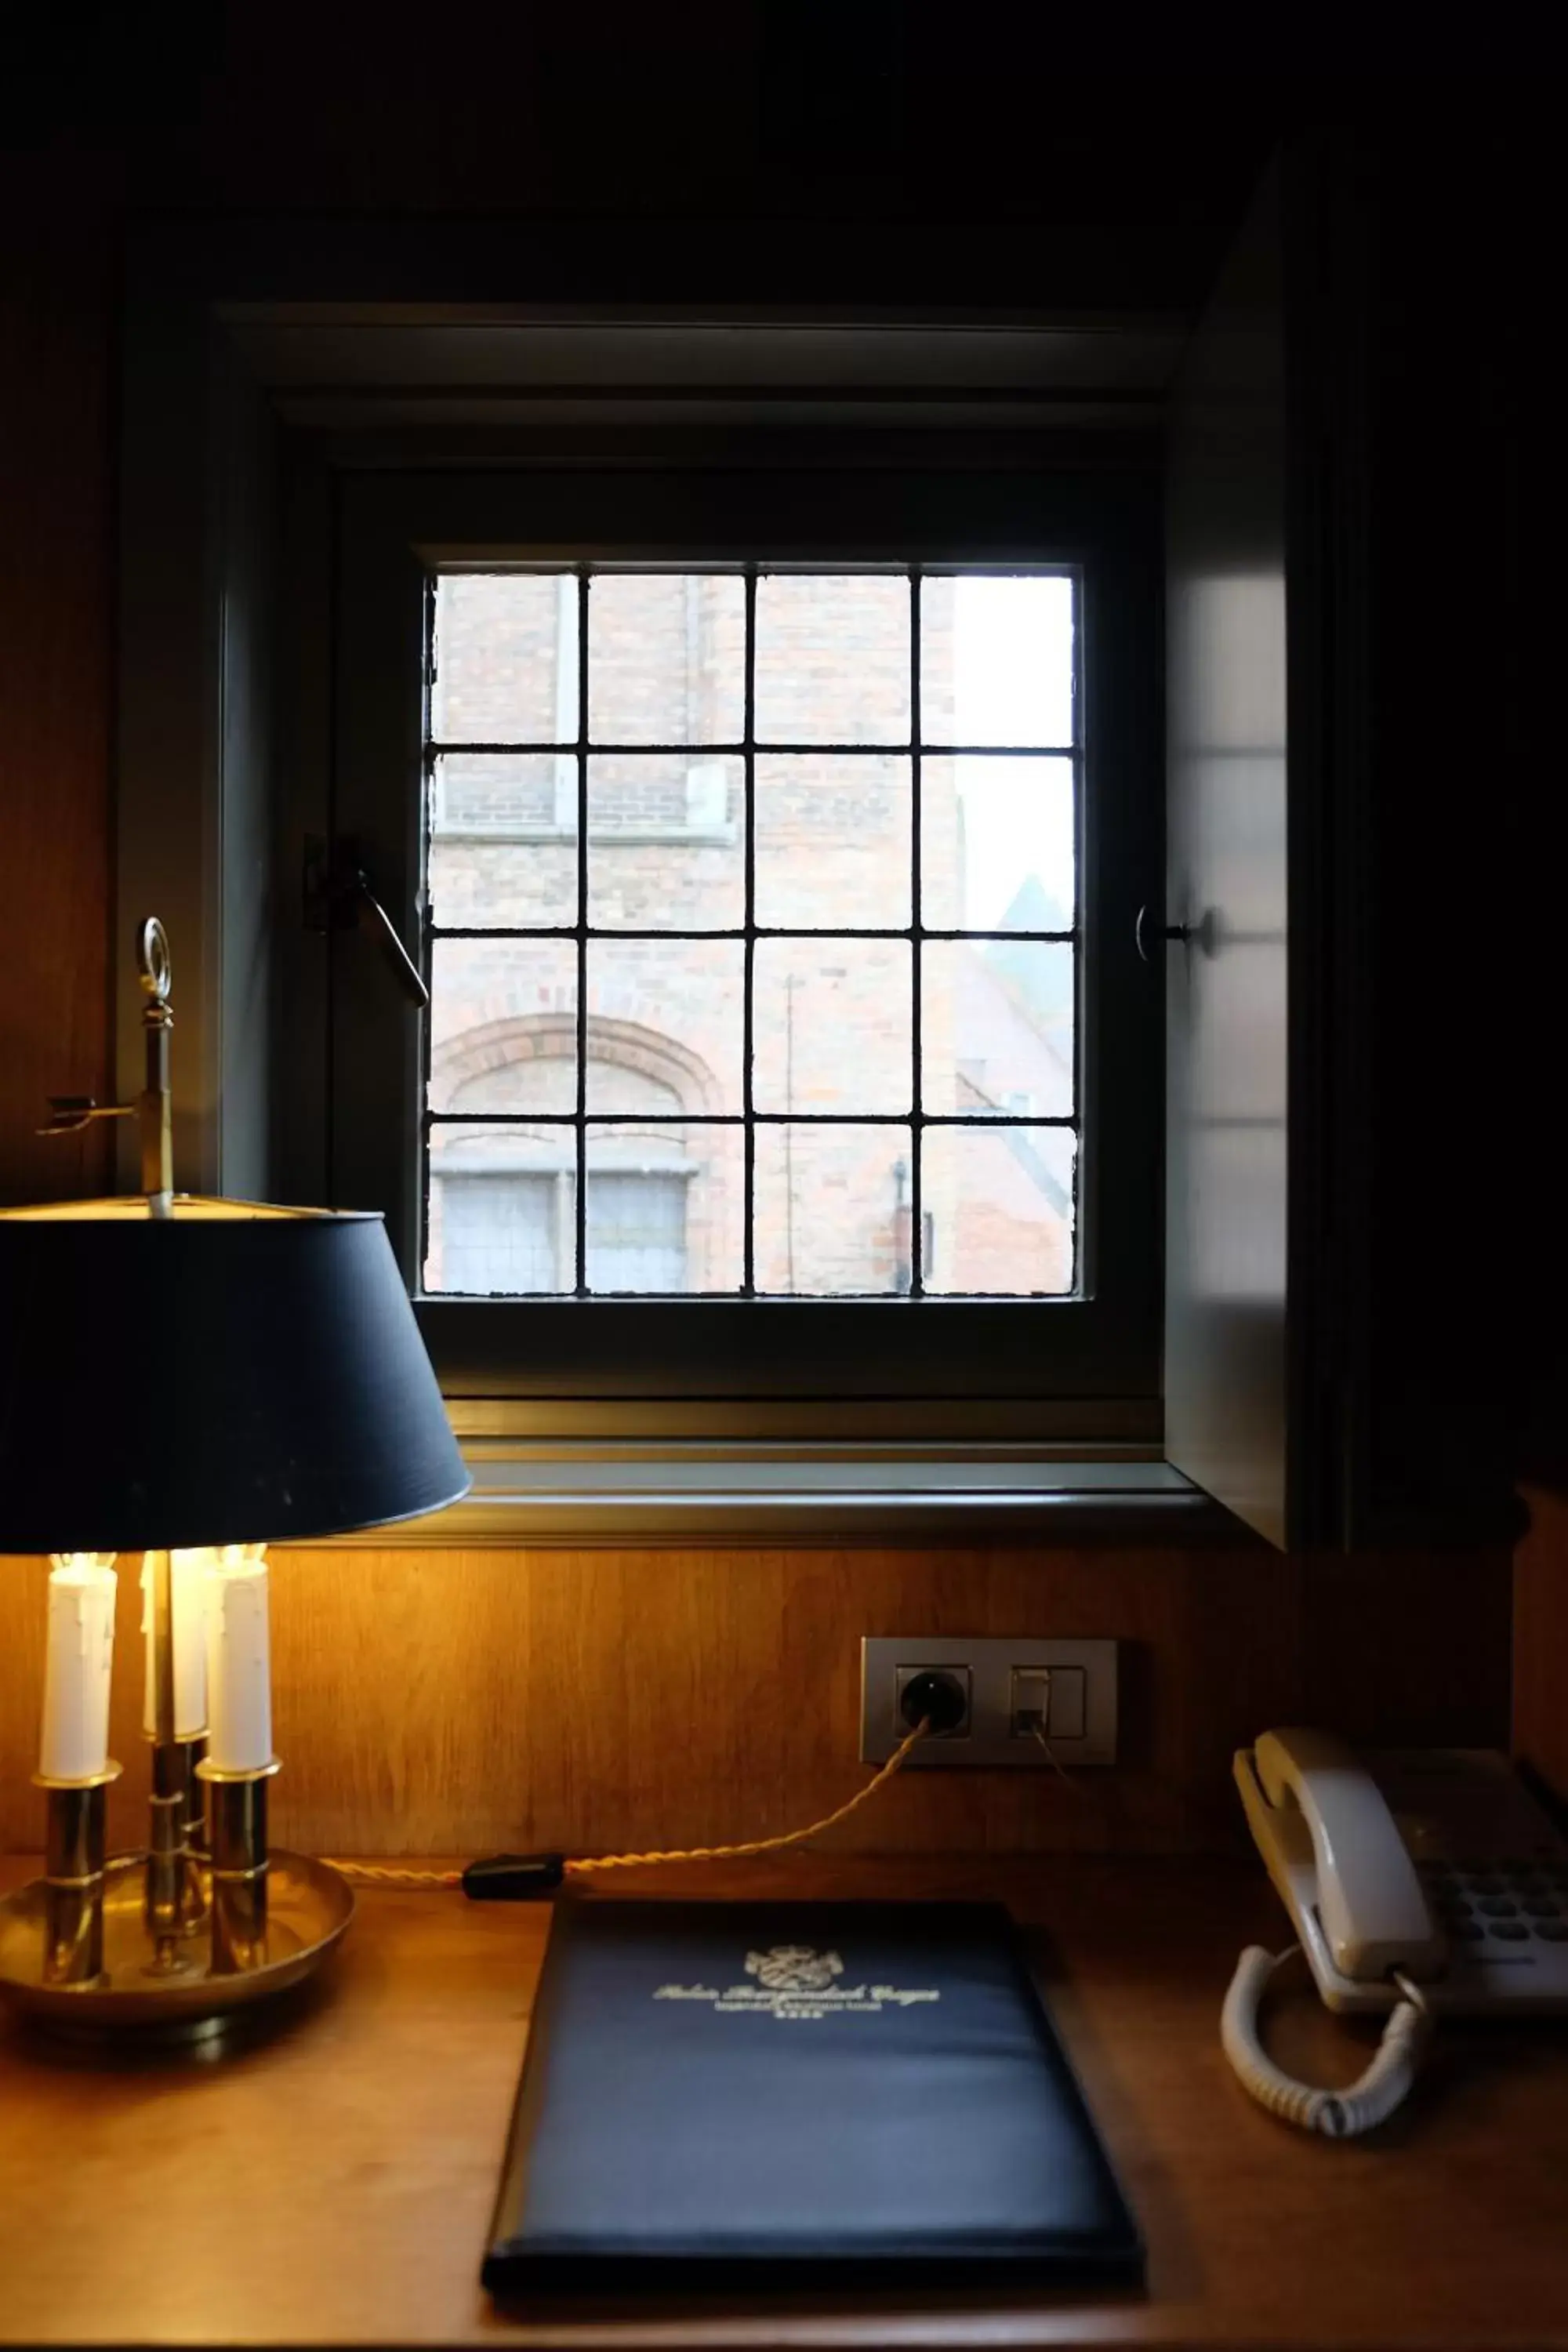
[1221,1943,1431,2136]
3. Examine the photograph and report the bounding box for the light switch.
[1044,1666,1087,1740]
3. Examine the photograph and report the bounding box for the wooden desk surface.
[2,1853,1566,2351]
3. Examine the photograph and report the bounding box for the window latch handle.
[1135,904,1218,963]
[303,836,430,1009]
[350,871,430,1008]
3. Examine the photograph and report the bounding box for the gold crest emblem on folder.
[744,1945,844,1993]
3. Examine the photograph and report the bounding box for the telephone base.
[1236,1745,1568,2016]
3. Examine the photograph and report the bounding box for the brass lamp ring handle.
[137,918,172,1005]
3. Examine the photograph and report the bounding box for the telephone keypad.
[1429,1857,1568,1947]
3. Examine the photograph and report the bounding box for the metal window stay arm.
[303,837,430,1009]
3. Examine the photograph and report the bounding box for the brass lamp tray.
[0,1852,354,2038]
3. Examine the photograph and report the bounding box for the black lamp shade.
[0,1203,470,1552]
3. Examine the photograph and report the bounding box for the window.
[423,568,1077,1302]
[429,576,738,851]
[441,1172,561,1294]
[327,465,1160,1411]
[428,1024,702,1294]
[437,1165,690,1294]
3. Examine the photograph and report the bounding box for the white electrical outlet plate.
[860,1635,1118,1769]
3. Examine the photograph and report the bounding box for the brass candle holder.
[0,1581,350,2040]
[33,1765,122,1989]
[0,1846,354,2041]
[199,1758,281,1975]
[0,924,353,2041]
[0,919,468,2042]
[143,1544,205,1966]
[179,1736,211,1928]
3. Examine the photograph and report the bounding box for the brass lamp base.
[0,1852,352,2041]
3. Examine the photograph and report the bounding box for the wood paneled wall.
[0,218,114,1208]
[0,1541,1511,1859]
[1514,1486,1568,1808]
[0,71,1534,1875]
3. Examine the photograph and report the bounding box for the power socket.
[895,1664,971,1739]
[861,1636,1117,1769]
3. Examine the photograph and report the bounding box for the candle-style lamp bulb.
[36,1554,121,1991]
[142,1550,209,1741]
[199,1544,277,1975]
[38,1555,118,1783]
[204,1544,272,1771]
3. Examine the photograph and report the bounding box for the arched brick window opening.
[425,1015,732,1294]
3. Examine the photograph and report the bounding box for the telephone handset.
[1225,1733,1568,2135]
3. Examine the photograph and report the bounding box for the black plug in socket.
[899,1668,969,1737]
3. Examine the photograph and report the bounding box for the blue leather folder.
[483,1900,1143,2294]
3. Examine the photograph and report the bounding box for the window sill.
[300,1444,1240,1546]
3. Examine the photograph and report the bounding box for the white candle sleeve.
[38,1555,118,1781]
[202,1546,272,1773]
[142,1550,210,1740]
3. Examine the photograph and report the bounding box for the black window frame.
[327,463,1162,1416]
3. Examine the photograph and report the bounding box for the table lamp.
[0,920,468,2036]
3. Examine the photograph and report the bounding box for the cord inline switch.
[899,1669,968,1737]
[462,1853,567,1900]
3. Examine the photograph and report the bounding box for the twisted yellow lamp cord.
[568,1718,927,1875]
[323,1719,928,1890]
[321,1860,465,1888]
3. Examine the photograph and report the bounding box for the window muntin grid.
[422,567,1080,1298]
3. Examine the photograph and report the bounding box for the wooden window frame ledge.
[301,1441,1243,1547]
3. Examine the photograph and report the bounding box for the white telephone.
[1224,1733,1568,2136]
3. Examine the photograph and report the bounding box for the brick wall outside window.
[425,574,1073,1297]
